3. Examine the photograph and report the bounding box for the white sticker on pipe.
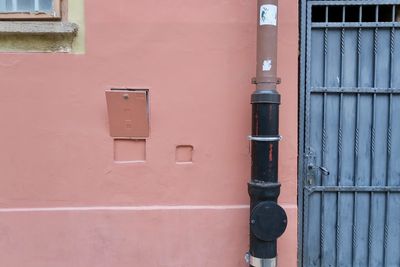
[260,4,277,26]
[263,60,272,71]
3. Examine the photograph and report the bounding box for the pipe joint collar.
[248,181,281,200]
[251,90,281,104]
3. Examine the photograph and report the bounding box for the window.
[0,0,61,20]
[0,0,84,53]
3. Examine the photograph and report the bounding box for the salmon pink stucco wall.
[0,0,298,266]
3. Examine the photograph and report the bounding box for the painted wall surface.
[0,0,298,266]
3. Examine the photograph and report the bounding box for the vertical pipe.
[256,0,278,92]
[247,1,287,266]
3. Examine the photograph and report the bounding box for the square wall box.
[106,89,149,138]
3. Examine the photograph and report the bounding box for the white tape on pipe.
[260,4,277,26]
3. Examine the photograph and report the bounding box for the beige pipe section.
[256,0,279,91]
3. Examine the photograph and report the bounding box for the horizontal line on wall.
[0,205,249,213]
[0,204,297,213]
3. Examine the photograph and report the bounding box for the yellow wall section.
[0,0,85,53]
[69,0,85,53]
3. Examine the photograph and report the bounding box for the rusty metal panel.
[105,89,149,138]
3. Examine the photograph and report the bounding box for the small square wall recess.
[114,139,146,163]
[175,145,194,163]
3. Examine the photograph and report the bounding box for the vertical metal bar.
[340,7,345,89]
[352,7,362,264]
[353,6,362,265]
[305,3,313,151]
[298,0,308,262]
[357,6,362,89]
[368,93,377,267]
[303,4,313,264]
[383,9,395,265]
[320,8,329,265]
[303,189,310,266]
[373,8,379,89]
[383,94,392,267]
[321,92,327,267]
[324,7,329,89]
[0,0,6,11]
[34,0,39,11]
[336,8,345,263]
[336,92,343,267]
[12,0,17,11]
[352,93,360,266]
[390,6,395,89]
[367,9,379,265]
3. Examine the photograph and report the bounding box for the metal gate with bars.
[299,2,400,266]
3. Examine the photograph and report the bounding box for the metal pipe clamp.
[248,135,282,142]
[249,255,277,267]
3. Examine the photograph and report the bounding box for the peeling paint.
[0,33,74,53]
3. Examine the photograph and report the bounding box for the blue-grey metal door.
[300,2,400,266]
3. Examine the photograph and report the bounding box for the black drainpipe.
[246,0,287,266]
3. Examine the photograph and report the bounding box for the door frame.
[298,0,308,265]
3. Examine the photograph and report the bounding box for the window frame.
[0,0,61,20]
